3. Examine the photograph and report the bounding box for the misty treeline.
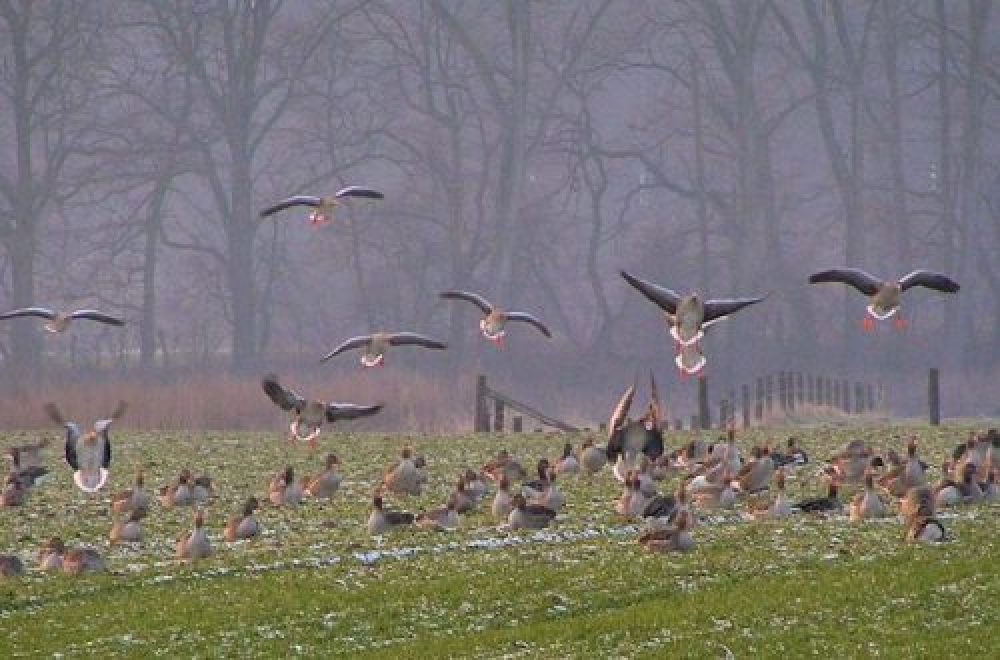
[0,0,997,424]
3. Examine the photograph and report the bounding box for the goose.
[383,447,424,496]
[0,474,28,507]
[0,554,24,578]
[808,268,959,330]
[159,470,194,507]
[750,469,792,519]
[901,487,945,544]
[0,307,124,333]
[826,439,876,484]
[651,452,681,481]
[906,516,946,544]
[634,454,658,498]
[450,476,477,514]
[620,270,766,375]
[796,478,841,514]
[901,439,926,491]
[692,470,736,510]
[38,537,66,571]
[578,438,607,476]
[176,510,212,561]
[507,494,556,530]
[367,494,415,535]
[606,372,666,465]
[638,509,695,553]
[615,472,649,519]
[225,497,261,542]
[849,471,887,521]
[305,454,342,498]
[935,462,983,507]
[642,490,678,528]
[771,437,809,469]
[112,467,150,514]
[677,438,709,469]
[191,475,214,503]
[438,290,551,347]
[320,331,447,368]
[62,547,106,575]
[735,446,774,494]
[259,185,384,226]
[269,466,304,506]
[554,442,580,475]
[481,449,527,483]
[44,401,125,493]
[4,439,49,486]
[261,374,383,447]
[528,468,565,512]
[462,469,488,501]
[110,508,146,544]
[492,476,514,520]
[416,496,460,531]
[521,459,551,500]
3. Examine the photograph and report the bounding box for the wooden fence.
[474,374,579,433]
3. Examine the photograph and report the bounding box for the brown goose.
[112,467,150,514]
[4,438,49,486]
[638,509,695,553]
[507,494,556,530]
[109,507,146,544]
[620,270,766,375]
[439,290,551,347]
[176,510,212,561]
[259,186,384,226]
[808,268,959,330]
[62,546,106,575]
[416,496,460,531]
[383,447,425,496]
[320,331,447,368]
[225,497,261,541]
[367,494,415,535]
[44,401,125,493]
[38,537,66,571]
[0,474,28,507]
[305,454,342,499]
[262,374,382,447]
[0,307,124,333]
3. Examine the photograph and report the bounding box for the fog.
[0,1,997,428]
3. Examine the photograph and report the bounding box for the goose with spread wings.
[0,307,124,334]
[259,186,384,226]
[261,375,383,447]
[439,290,551,348]
[606,371,666,469]
[319,331,447,368]
[620,270,766,375]
[44,401,126,493]
[808,268,959,330]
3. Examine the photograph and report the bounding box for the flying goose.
[438,290,551,347]
[44,401,125,493]
[808,268,959,330]
[620,270,766,375]
[0,307,124,333]
[320,331,447,368]
[606,372,666,466]
[259,185,384,226]
[261,374,383,447]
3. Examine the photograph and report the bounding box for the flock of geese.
[0,184,975,578]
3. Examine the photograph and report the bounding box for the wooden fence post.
[766,374,774,415]
[674,419,683,430]
[741,384,751,428]
[796,372,804,406]
[698,376,710,430]
[474,374,489,432]
[854,383,865,414]
[719,399,729,429]
[494,398,505,432]
[832,378,841,410]
[866,383,875,412]
[755,378,764,421]
[512,416,523,432]
[807,374,815,405]
[825,377,834,408]
[778,372,787,412]
[690,414,699,430]
[928,368,940,426]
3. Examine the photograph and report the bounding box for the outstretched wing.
[505,312,552,338]
[61,422,82,471]
[620,271,681,314]
[898,270,960,293]
[319,336,373,362]
[609,383,636,435]
[69,310,125,326]
[325,402,384,423]
[439,290,494,315]
[335,185,384,200]
[386,332,447,350]
[259,195,323,218]
[0,307,57,321]
[703,295,767,323]
[649,371,664,429]
[261,375,306,412]
[808,268,882,296]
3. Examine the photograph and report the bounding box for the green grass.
[1,425,997,658]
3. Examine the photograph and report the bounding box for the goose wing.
[808,268,882,296]
[386,332,447,350]
[620,271,681,314]
[319,335,373,362]
[703,295,767,323]
[609,383,636,435]
[504,312,552,338]
[68,310,125,326]
[261,375,306,412]
[898,270,960,293]
[325,402,383,422]
[0,307,57,321]
[649,371,664,429]
[259,195,323,218]
[439,290,494,315]
[335,185,384,200]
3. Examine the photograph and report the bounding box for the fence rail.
[474,374,579,433]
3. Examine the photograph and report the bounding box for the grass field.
[1,424,997,658]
